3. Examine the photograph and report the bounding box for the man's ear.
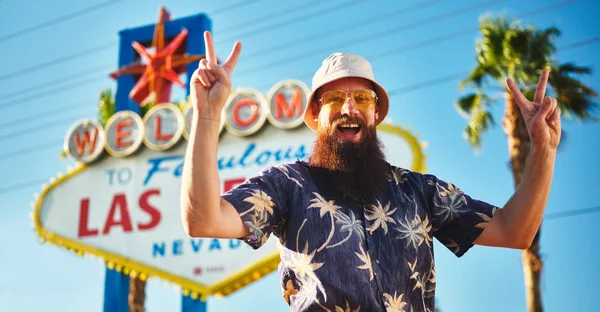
[375,104,380,123]
[311,102,320,121]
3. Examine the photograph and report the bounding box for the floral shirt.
[222,160,498,311]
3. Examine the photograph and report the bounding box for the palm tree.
[129,276,146,312]
[98,89,116,126]
[455,16,597,312]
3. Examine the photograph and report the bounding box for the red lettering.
[102,194,133,234]
[138,189,161,230]
[223,178,246,192]
[153,115,173,142]
[73,128,98,156]
[115,120,134,148]
[232,99,259,127]
[275,89,302,120]
[77,198,99,238]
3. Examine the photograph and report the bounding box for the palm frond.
[463,108,494,151]
[98,89,115,126]
[550,63,598,120]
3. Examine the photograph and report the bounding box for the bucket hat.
[304,52,389,131]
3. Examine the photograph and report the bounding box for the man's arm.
[474,147,555,249]
[180,31,248,239]
[475,69,561,249]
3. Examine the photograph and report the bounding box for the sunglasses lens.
[352,90,376,110]
[322,90,346,111]
[321,90,376,113]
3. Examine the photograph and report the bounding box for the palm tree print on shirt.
[428,180,469,223]
[395,214,433,250]
[240,189,275,217]
[327,210,366,249]
[365,200,397,234]
[355,242,374,281]
[308,192,342,251]
[383,292,408,312]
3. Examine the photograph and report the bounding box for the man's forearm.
[499,146,556,247]
[180,113,222,237]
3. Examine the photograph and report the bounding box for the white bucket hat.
[304,52,390,131]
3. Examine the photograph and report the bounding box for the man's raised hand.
[191,31,242,120]
[506,68,562,150]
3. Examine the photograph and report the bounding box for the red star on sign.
[110,7,204,106]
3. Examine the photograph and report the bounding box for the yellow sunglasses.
[319,89,377,114]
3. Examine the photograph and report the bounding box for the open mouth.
[335,122,362,140]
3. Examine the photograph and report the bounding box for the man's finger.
[204,31,217,64]
[506,77,532,111]
[550,107,561,126]
[206,61,232,87]
[223,41,242,75]
[535,96,554,121]
[533,68,550,104]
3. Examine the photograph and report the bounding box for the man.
[180,31,561,311]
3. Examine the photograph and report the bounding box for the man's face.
[312,77,380,143]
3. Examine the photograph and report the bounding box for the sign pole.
[103,268,130,312]
[182,296,207,312]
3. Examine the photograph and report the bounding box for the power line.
[544,205,600,220]
[0,42,116,83]
[0,0,125,44]
[216,0,363,44]
[0,74,107,110]
[211,0,261,16]
[0,179,48,195]
[385,34,600,96]
[217,0,325,34]
[0,114,87,143]
[0,102,92,130]
[0,139,63,160]
[255,0,583,90]
[0,64,112,100]
[241,0,448,62]
[238,0,509,77]
[0,1,257,84]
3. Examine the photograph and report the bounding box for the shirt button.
[376,260,380,264]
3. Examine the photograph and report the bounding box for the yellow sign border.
[33,123,426,301]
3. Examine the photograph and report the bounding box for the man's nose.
[340,97,360,116]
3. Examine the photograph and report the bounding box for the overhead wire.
[0,65,113,100]
[0,0,335,84]
[216,0,326,34]
[244,0,578,80]
[255,0,583,90]
[216,0,364,44]
[0,0,126,44]
[0,75,108,110]
[0,101,92,130]
[241,0,448,61]
[0,43,116,83]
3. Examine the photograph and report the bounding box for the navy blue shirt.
[222,160,498,311]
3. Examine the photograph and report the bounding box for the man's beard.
[308,116,390,202]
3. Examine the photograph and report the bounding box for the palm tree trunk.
[128,276,146,312]
[502,92,543,312]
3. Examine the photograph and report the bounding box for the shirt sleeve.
[420,173,500,257]
[221,166,291,250]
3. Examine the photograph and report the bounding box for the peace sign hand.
[191,31,242,120]
[507,68,562,151]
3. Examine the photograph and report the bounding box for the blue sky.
[0,0,599,311]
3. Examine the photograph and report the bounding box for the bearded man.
[180,31,561,311]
